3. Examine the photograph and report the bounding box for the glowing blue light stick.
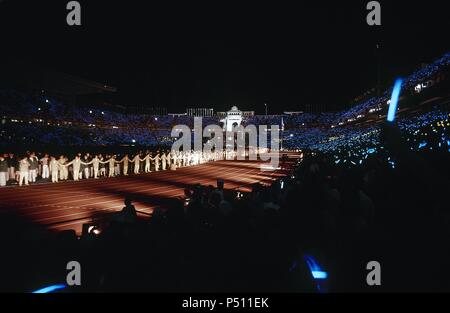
[387,78,403,122]
[304,255,328,280]
[32,284,66,294]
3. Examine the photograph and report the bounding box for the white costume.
[83,157,91,179]
[28,155,38,183]
[132,155,141,174]
[67,157,82,181]
[166,152,171,168]
[108,157,116,177]
[177,152,182,168]
[58,157,68,180]
[50,158,59,183]
[171,153,177,170]
[40,156,49,179]
[154,154,160,171]
[18,158,30,186]
[0,157,7,186]
[144,154,151,173]
[120,155,130,176]
[161,153,167,170]
[90,156,100,179]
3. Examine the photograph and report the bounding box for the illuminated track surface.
[0,155,299,235]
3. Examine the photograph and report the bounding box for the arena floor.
[0,155,299,234]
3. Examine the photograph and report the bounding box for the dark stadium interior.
[0,0,450,295]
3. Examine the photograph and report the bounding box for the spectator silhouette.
[120,197,137,223]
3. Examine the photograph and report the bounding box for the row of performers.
[0,150,238,186]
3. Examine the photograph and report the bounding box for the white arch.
[221,106,243,132]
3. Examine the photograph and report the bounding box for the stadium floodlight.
[387,78,403,123]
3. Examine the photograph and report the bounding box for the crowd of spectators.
[1,53,448,149]
[335,52,449,124]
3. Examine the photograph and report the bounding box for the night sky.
[0,0,448,113]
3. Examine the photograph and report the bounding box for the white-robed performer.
[177,152,182,168]
[87,155,100,179]
[98,155,106,177]
[166,151,171,169]
[183,152,188,167]
[40,154,50,179]
[99,157,109,177]
[82,154,91,179]
[0,155,7,187]
[131,153,141,174]
[18,156,30,186]
[49,156,60,183]
[114,156,121,176]
[201,151,207,164]
[186,151,191,167]
[106,156,117,177]
[193,151,200,165]
[170,152,177,170]
[161,152,167,170]
[179,152,183,167]
[66,155,84,181]
[154,153,160,171]
[188,151,192,165]
[86,153,94,177]
[28,153,39,183]
[144,153,152,173]
[58,156,68,181]
[190,151,196,166]
[119,154,130,176]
